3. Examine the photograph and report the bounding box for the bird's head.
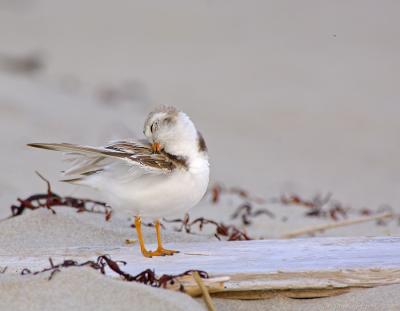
[143,106,206,158]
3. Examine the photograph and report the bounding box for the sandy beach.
[1,1,400,310]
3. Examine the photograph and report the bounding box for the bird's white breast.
[97,158,209,219]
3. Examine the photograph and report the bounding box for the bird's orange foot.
[141,248,156,258]
[142,247,179,258]
[134,216,179,258]
[155,247,179,256]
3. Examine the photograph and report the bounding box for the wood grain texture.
[2,237,400,299]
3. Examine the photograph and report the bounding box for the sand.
[1,0,400,310]
[0,268,204,311]
[0,207,211,254]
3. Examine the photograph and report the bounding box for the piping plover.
[28,106,210,257]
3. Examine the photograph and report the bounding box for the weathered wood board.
[2,237,400,299]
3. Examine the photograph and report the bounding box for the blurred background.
[0,0,399,224]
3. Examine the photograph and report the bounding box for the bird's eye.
[150,122,157,133]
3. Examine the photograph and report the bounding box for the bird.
[28,106,210,257]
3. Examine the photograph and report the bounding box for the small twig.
[35,171,51,192]
[35,171,56,214]
[125,239,137,245]
[283,212,395,238]
[193,271,216,311]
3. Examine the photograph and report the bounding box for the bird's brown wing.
[28,141,178,177]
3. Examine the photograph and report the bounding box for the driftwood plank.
[1,237,400,299]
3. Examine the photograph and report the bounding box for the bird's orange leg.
[153,219,179,256]
[134,216,153,258]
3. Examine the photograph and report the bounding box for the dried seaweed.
[164,214,251,241]
[231,203,275,225]
[0,52,43,74]
[276,193,350,221]
[21,255,208,289]
[209,183,265,204]
[277,193,332,210]
[98,255,208,288]
[275,193,397,225]
[20,257,102,280]
[375,205,394,226]
[210,184,222,204]
[9,172,112,221]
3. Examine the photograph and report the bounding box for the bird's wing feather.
[28,141,177,180]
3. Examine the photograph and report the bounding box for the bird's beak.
[151,142,161,153]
